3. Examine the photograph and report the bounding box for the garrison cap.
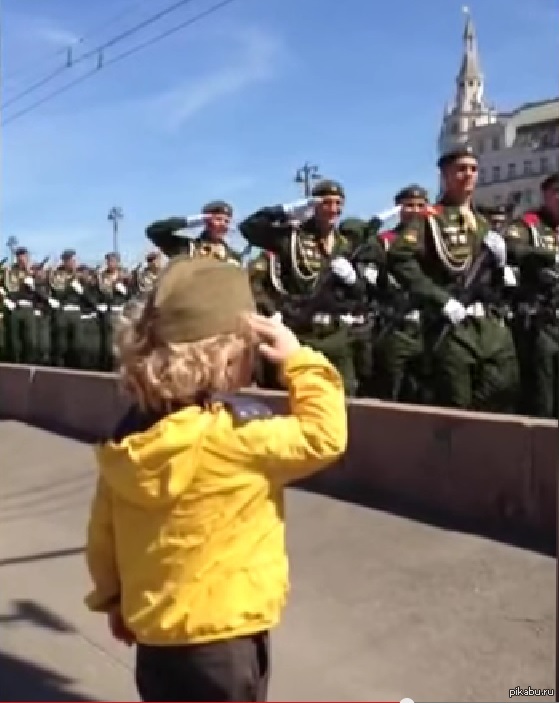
[311,179,345,199]
[62,249,76,260]
[394,184,429,205]
[437,143,477,169]
[201,200,233,217]
[541,172,559,192]
[15,246,28,256]
[151,256,255,343]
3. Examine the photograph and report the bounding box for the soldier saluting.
[387,144,518,411]
[239,179,369,395]
[0,246,38,363]
[503,172,559,417]
[145,200,242,264]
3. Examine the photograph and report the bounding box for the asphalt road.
[0,421,555,702]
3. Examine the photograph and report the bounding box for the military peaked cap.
[541,172,559,192]
[394,184,429,204]
[437,143,477,169]
[202,200,233,217]
[15,246,28,256]
[311,179,345,198]
[62,249,76,260]
[105,251,119,260]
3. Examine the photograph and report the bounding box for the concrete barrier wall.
[0,364,556,549]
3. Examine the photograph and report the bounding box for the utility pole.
[107,206,123,255]
[294,162,322,197]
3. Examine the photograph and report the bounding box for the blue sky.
[2,0,558,265]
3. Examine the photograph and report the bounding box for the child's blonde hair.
[114,297,255,412]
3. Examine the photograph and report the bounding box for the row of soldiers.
[145,147,559,419]
[3,148,558,419]
[0,249,162,370]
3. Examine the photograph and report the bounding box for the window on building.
[451,123,458,135]
[524,190,532,205]
[478,139,484,154]
[494,195,502,205]
[492,135,500,150]
[523,160,532,175]
[492,166,501,181]
[479,167,486,184]
[540,156,548,173]
[508,163,516,178]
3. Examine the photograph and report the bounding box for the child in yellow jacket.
[85,255,347,702]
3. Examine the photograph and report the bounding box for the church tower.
[438,7,496,157]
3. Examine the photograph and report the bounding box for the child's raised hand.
[247,313,300,364]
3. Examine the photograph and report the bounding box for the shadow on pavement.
[0,649,99,701]
[0,599,76,633]
[0,546,84,568]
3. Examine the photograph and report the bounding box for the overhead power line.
[3,0,203,110]
[4,0,157,82]
[2,0,240,127]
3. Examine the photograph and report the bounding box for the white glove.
[48,298,60,309]
[97,303,108,312]
[282,197,321,217]
[443,297,467,325]
[362,264,379,286]
[483,230,506,268]
[330,257,357,285]
[71,279,84,294]
[115,282,127,295]
[4,299,16,310]
[185,214,208,228]
[503,265,517,287]
[24,276,35,288]
[555,252,559,266]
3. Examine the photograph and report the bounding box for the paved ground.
[0,420,555,703]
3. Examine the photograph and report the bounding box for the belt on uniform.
[62,304,80,312]
[312,312,367,327]
[81,312,97,320]
[110,305,124,313]
[466,302,486,318]
[17,299,33,307]
[403,309,421,323]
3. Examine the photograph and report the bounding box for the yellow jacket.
[85,347,347,645]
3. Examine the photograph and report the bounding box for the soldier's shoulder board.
[213,393,274,425]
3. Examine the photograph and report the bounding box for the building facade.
[438,9,559,211]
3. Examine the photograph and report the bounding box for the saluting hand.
[247,313,300,364]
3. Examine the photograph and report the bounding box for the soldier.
[476,203,510,233]
[145,200,242,264]
[97,252,131,371]
[387,145,518,411]
[503,172,559,417]
[49,249,87,368]
[31,257,54,365]
[0,247,39,363]
[374,185,429,402]
[0,257,9,361]
[132,251,163,297]
[239,179,370,395]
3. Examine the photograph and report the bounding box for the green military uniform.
[146,201,242,264]
[387,147,518,411]
[240,180,369,395]
[503,173,559,417]
[49,250,87,369]
[131,252,162,299]
[31,264,54,365]
[97,254,131,371]
[72,266,103,370]
[476,203,511,233]
[1,248,39,363]
[373,185,429,402]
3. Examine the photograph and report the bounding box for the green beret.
[311,179,345,198]
[339,217,367,240]
[62,249,76,260]
[541,173,559,192]
[202,200,233,217]
[437,143,477,169]
[15,246,28,256]
[152,256,255,343]
[394,184,429,205]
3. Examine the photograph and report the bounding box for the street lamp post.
[294,162,322,197]
[107,206,123,255]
